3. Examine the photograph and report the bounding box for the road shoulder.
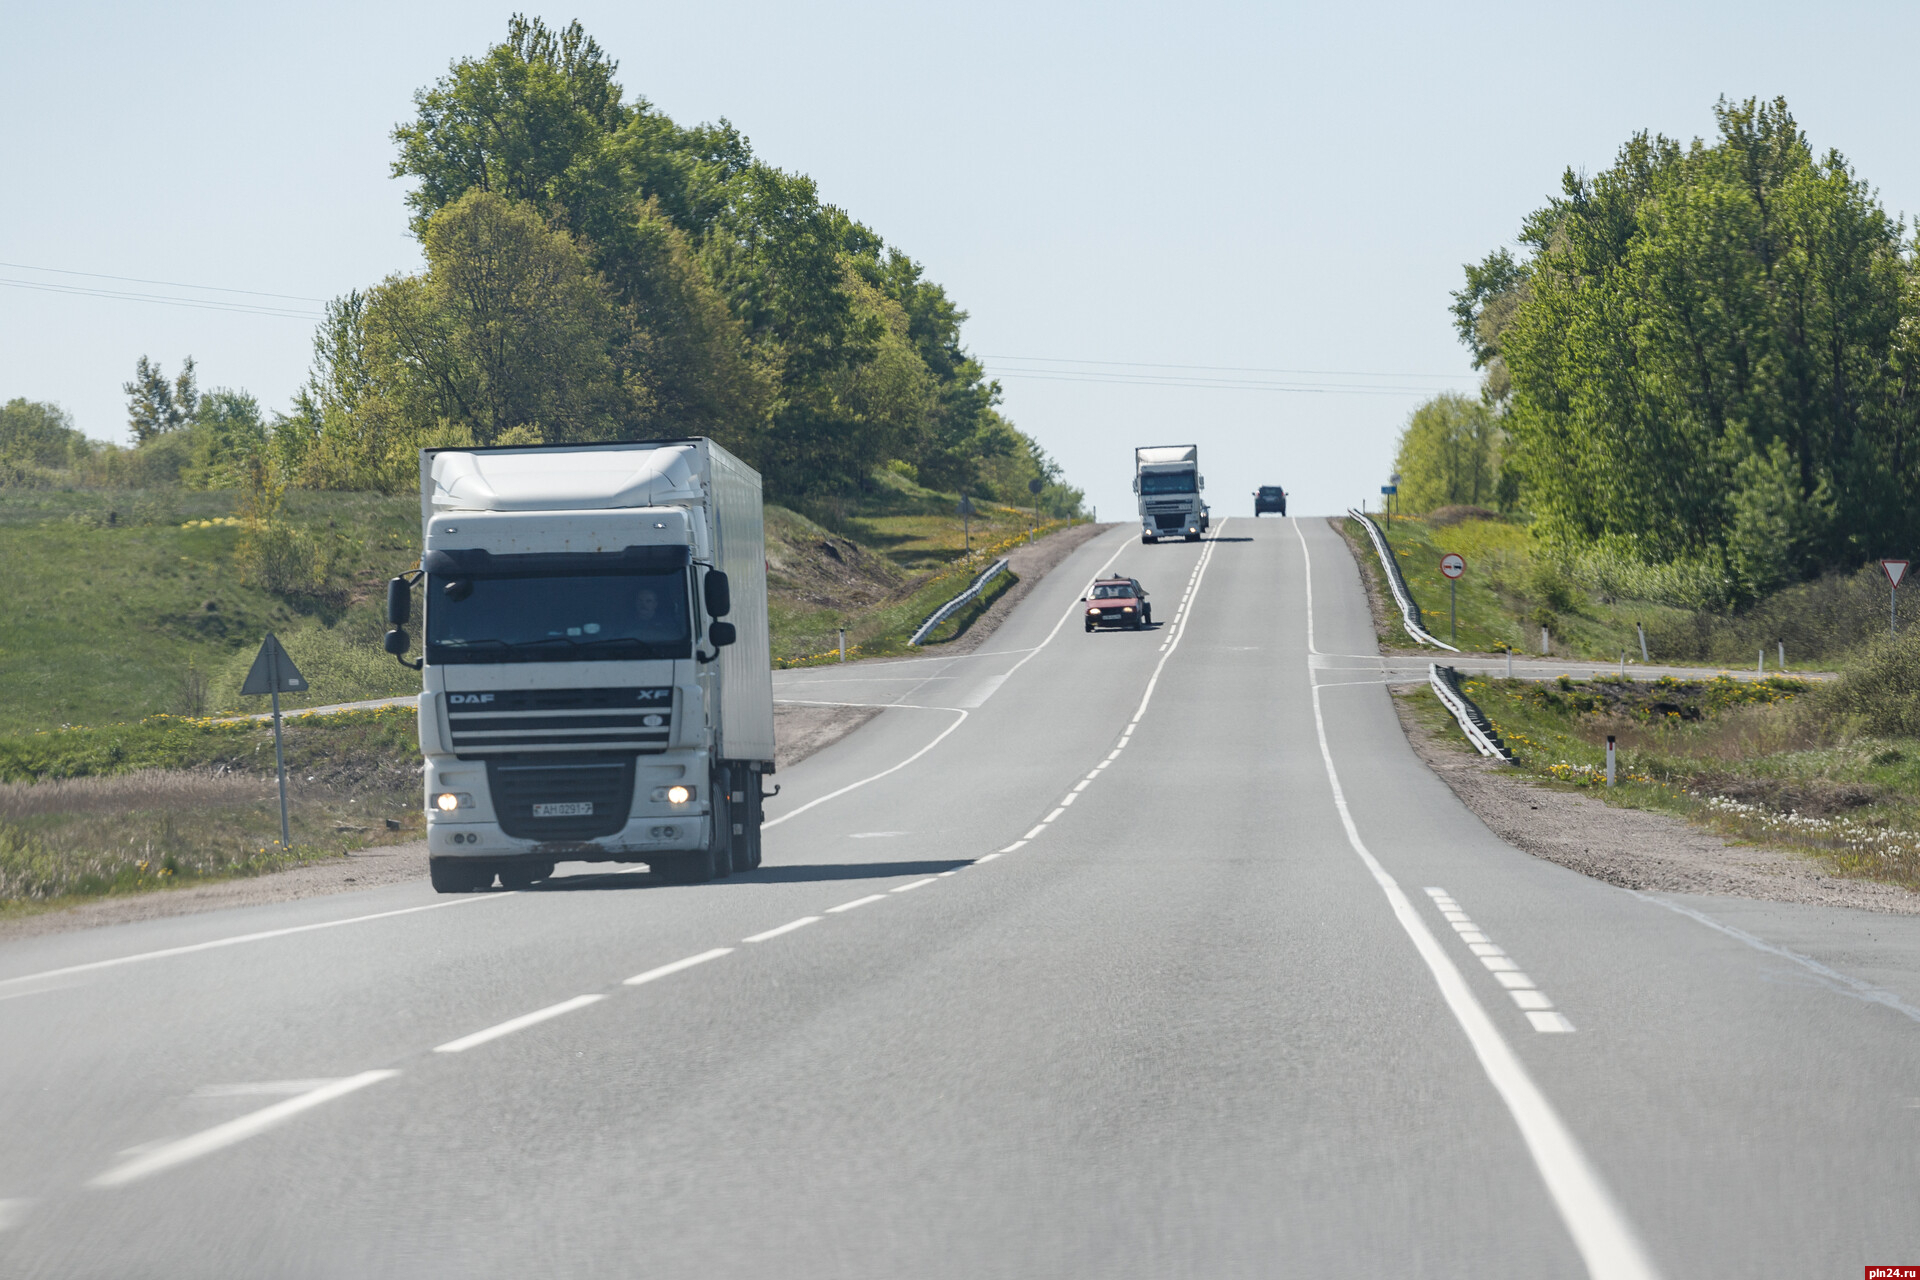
[1392,687,1920,916]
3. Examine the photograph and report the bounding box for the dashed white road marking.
[193,1079,344,1098]
[976,853,1001,863]
[90,1070,400,1188]
[1073,779,1092,792]
[1296,519,1656,1280]
[1043,807,1066,822]
[435,995,605,1053]
[624,947,734,985]
[849,831,907,839]
[1058,792,1078,806]
[0,895,503,990]
[1023,824,1048,839]
[892,878,938,893]
[1425,889,1570,1029]
[744,917,820,943]
[826,894,887,914]
[1000,840,1028,852]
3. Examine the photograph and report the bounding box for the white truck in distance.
[1134,444,1207,542]
[384,439,776,894]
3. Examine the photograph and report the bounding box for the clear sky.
[6,1,1919,519]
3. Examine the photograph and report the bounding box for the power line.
[0,278,323,321]
[0,260,328,303]
[986,369,1452,396]
[983,353,1477,381]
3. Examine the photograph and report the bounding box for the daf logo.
[448,693,495,705]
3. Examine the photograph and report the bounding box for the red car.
[1083,576,1152,631]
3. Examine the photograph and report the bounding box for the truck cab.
[1134,444,1206,542]
[386,439,774,893]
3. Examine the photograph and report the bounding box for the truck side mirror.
[708,621,737,648]
[384,628,410,656]
[386,577,411,626]
[703,569,732,618]
[1198,476,1206,490]
[1131,478,1140,493]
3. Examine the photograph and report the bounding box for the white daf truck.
[1134,444,1208,542]
[384,438,776,893]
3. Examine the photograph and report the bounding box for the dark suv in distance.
[1083,576,1151,631]
[1253,485,1287,516]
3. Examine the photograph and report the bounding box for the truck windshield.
[426,570,692,664]
[1140,472,1196,495]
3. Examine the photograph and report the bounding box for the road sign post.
[1029,477,1043,544]
[240,633,309,850]
[957,495,975,561]
[1439,552,1465,644]
[1883,560,1909,637]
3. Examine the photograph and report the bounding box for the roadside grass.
[1406,673,1920,891]
[0,705,424,911]
[1343,513,1866,669]
[0,488,421,734]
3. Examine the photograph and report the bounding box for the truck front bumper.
[426,814,711,861]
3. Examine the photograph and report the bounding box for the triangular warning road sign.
[1884,559,1910,589]
[239,633,309,696]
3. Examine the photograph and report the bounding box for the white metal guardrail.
[1346,509,1458,652]
[1429,663,1517,764]
[909,558,1011,646]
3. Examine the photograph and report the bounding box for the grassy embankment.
[0,476,1072,911]
[1404,659,1920,891]
[1343,510,1903,670]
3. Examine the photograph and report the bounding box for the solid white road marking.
[826,894,887,914]
[90,1070,400,1188]
[1635,892,1920,1026]
[892,878,938,893]
[763,708,970,831]
[434,994,605,1054]
[744,917,821,943]
[1298,521,1656,1280]
[0,896,502,990]
[624,947,734,985]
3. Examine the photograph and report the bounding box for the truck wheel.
[429,858,491,894]
[496,860,553,890]
[1185,532,1200,542]
[1143,605,1152,625]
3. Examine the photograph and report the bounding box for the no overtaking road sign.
[1440,553,1465,579]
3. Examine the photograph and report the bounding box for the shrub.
[1817,630,1920,738]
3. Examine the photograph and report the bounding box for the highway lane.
[2,518,1919,1277]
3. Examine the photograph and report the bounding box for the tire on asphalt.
[429,858,491,894]
[496,859,553,890]
[653,768,732,883]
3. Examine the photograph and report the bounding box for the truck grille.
[447,687,672,755]
[1153,512,1187,530]
[487,755,634,842]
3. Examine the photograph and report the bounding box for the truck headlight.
[652,785,696,804]
[433,792,472,812]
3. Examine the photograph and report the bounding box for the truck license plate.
[533,802,593,817]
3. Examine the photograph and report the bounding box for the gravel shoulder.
[1394,689,1920,915]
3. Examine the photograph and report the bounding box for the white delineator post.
[1637,621,1649,663]
[1606,735,1616,788]
[838,628,846,663]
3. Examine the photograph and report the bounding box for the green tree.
[0,399,90,470]
[1393,392,1505,512]
[124,355,198,444]
[1477,97,1918,586]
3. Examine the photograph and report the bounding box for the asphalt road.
[4,517,1919,1278]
